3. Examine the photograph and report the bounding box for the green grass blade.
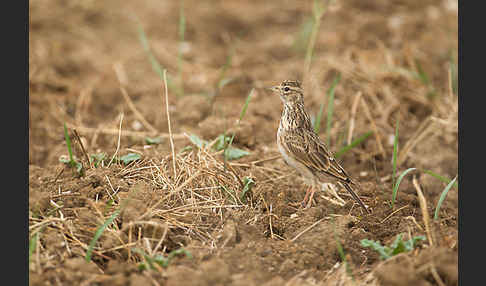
[240,177,255,203]
[29,232,38,266]
[325,73,341,145]
[239,88,254,122]
[312,0,326,19]
[392,118,399,186]
[85,208,121,262]
[292,17,314,53]
[63,123,74,165]
[177,1,185,96]
[335,131,372,159]
[223,89,253,163]
[137,23,164,79]
[314,103,325,133]
[304,0,327,72]
[434,176,457,220]
[391,168,416,209]
[414,59,430,85]
[136,21,176,93]
[422,169,458,189]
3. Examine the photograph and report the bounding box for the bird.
[270,79,369,213]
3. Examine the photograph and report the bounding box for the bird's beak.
[267,86,279,93]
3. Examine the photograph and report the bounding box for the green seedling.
[240,177,255,204]
[390,168,457,210]
[391,167,416,209]
[392,117,399,186]
[215,134,249,160]
[422,169,458,189]
[224,145,250,161]
[60,123,83,176]
[434,176,457,220]
[334,131,373,159]
[90,152,107,168]
[85,208,121,262]
[85,181,141,262]
[29,232,39,266]
[134,248,192,270]
[188,134,208,149]
[178,145,193,154]
[304,0,329,72]
[361,234,426,260]
[119,153,142,165]
[214,134,230,151]
[187,134,249,161]
[186,90,253,160]
[145,136,163,145]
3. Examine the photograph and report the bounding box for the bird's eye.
[283,87,290,92]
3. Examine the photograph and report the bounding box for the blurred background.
[29,0,458,170]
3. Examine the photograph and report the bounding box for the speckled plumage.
[272,80,369,212]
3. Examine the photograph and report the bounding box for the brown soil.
[29,0,458,285]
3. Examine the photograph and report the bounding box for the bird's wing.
[281,129,352,183]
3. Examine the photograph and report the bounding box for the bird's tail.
[343,183,370,213]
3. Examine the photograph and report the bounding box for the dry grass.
[29,143,256,270]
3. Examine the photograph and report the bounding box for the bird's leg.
[304,187,316,209]
[300,186,313,208]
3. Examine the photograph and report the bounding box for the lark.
[270,80,369,213]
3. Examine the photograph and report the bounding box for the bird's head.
[269,80,304,105]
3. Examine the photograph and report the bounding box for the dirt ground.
[29,0,458,285]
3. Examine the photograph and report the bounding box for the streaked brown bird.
[270,79,369,213]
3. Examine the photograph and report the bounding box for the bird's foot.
[316,183,346,207]
[322,183,346,205]
[302,186,315,209]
